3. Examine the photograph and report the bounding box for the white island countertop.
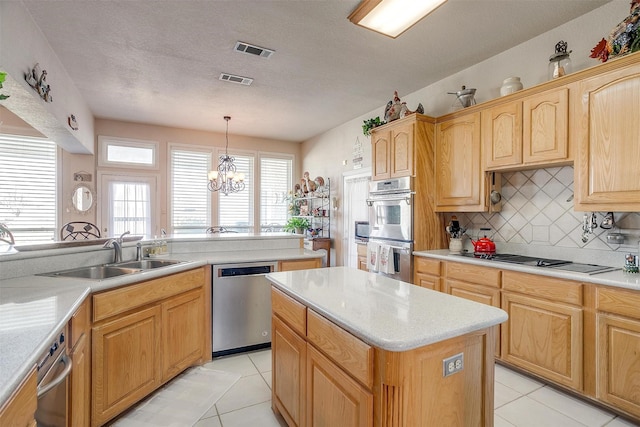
[266,266,508,352]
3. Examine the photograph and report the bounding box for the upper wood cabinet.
[371,115,416,180]
[483,87,570,171]
[573,60,640,211]
[435,111,487,212]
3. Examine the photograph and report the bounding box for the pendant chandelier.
[208,116,245,195]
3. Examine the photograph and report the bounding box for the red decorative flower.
[590,38,610,62]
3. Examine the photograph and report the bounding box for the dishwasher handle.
[37,354,72,398]
[218,265,274,277]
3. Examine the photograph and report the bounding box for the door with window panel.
[99,173,157,238]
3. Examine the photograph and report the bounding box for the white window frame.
[257,152,294,230]
[98,171,160,238]
[167,143,213,234]
[97,136,159,169]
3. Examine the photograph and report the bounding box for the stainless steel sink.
[42,265,140,280]
[115,259,183,270]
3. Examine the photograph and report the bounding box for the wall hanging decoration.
[548,40,572,79]
[590,0,640,63]
[68,114,79,130]
[25,63,53,102]
[0,72,9,100]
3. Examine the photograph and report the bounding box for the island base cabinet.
[92,306,162,427]
[272,315,307,427]
[306,345,373,427]
[596,313,640,419]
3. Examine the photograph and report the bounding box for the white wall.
[301,1,633,267]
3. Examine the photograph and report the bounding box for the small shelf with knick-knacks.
[291,173,330,239]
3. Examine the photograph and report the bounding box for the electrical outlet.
[442,352,464,377]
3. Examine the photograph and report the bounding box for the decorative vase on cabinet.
[500,77,523,96]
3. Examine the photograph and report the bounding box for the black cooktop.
[457,252,617,275]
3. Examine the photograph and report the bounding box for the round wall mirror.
[72,185,94,213]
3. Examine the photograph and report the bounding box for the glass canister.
[548,40,572,79]
[500,77,523,96]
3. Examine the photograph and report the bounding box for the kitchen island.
[267,267,508,427]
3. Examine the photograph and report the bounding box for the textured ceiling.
[21,0,609,142]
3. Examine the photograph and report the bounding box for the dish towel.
[378,244,393,274]
[367,241,380,272]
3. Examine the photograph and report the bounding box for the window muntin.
[0,134,56,243]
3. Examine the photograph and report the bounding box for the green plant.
[362,116,385,136]
[0,72,9,100]
[283,217,310,233]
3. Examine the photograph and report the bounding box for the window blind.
[218,154,253,231]
[0,135,56,243]
[170,149,210,234]
[260,156,292,228]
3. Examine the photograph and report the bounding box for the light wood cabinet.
[91,267,207,426]
[501,271,583,391]
[356,243,368,272]
[435,111,487,212]
[0,367,37,427]
[413,257,440,290]
[279,258,321,272]
[483,87,569,171]
[371,118,414,180]
[573,60,640,211]
[594,287,640,419]
[70,298,91,427]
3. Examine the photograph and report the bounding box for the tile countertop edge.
[267,267,508,352]
[414,250,640,292]
[0,248,322,408]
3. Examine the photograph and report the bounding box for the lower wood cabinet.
[91,267,207,426]
[279,258,321,271]
[0,367,37,427]
[595,287,640,419]
[501,272,583,391]
[306,345,373,427]
[356,244,368,272]
[413,257,440,290]
[70,297,92,427]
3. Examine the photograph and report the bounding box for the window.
[170,147,210,234]
[0,134,56,243]
[217,153,254,232]
[260,155,293,230]
[98,136,158,169]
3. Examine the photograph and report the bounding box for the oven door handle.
[37,354,72,398]
[366,194,414,206]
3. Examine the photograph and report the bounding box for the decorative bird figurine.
[384,91,402,122]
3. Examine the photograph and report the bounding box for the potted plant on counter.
[283,217,310,235]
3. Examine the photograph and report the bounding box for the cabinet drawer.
[445,262,501,288]
[503,271,582,305]
[279,259,321,271]
[93,268,204,322]
[272,287,307,337]
[414,257,441,276]
[596,287,640,319]
[307,309,373,389]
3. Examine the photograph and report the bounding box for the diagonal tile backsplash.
[453,166,640,261]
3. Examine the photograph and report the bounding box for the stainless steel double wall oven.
[367,176,414,282]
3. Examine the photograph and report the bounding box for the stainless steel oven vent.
[219,73,253,86]
[234,41,275,58]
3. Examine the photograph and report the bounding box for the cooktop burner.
[456,252,615,274]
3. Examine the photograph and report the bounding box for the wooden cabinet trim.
[502,270,582,305]
[307,309,373,389]
[272,287,307,337]
[71,296,91,348]
[92,268,205,322]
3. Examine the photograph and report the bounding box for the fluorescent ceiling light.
[348,0,447,38]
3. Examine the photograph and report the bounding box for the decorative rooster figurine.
[384,91,425,123]
[590,0,640,62]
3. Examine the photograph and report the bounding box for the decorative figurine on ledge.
[590,0,640,63]
[25,63,53,102]
[384,91,424,123]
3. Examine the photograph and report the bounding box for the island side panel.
[373,326,496,427]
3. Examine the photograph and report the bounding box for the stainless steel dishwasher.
[212,261,278,356]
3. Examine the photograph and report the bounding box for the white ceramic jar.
[449,237,463,254]
[500,77,523,96]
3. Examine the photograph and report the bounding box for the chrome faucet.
[103,231,131,263]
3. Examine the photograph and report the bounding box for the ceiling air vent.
[219,73,253,86]
[234,41,275,59]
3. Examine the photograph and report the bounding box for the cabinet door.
[482,102,522,169]
[596,313,640,418]
[272,315,307,427]
[371,130,391,180]
[0,368,37,427]
[162,288,205,382]
[92,305,162,426]
[70,333,91,427]
[574,63,640,211]
[523,87,569,164]
[306,345,373,427]
[390,122,414,178]
[435,112,485,211]
[501,292,583,390]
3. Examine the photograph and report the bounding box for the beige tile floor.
[194,349,638,427]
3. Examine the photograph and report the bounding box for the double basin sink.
[42,259,184,280]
